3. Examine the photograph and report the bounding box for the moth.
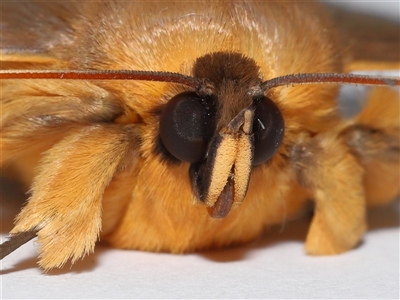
[0,1,399,271]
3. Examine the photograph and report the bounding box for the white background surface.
[1,1,399,299]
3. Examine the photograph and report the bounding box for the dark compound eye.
[252,96,285,165]
[160,91,214,163]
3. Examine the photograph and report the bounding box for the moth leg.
[10,124,138,270]
[292,133,366,255]
[343,87,400,206]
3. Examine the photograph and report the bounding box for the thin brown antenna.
[1,70,399,92]
[261,73,400,91]
[0,70,200,89]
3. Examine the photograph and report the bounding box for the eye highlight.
[159,92,214,163]
[252,96,285,165]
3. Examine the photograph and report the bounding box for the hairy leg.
[10,124,138,270]
[291,132,366,255]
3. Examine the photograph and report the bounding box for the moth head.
[159,52,285,218]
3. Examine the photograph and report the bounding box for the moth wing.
[0,2,76,68]
[325,5,400,71]
[0,2,125,165]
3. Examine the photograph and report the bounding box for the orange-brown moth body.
[0,1,399,270]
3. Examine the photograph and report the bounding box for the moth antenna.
[0,230,38,259]
[0,70,200,89]
[261,73,400,92]
[1,70,399,92]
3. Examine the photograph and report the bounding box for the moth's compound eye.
[160,92,213,163]
[252,96,285,165]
